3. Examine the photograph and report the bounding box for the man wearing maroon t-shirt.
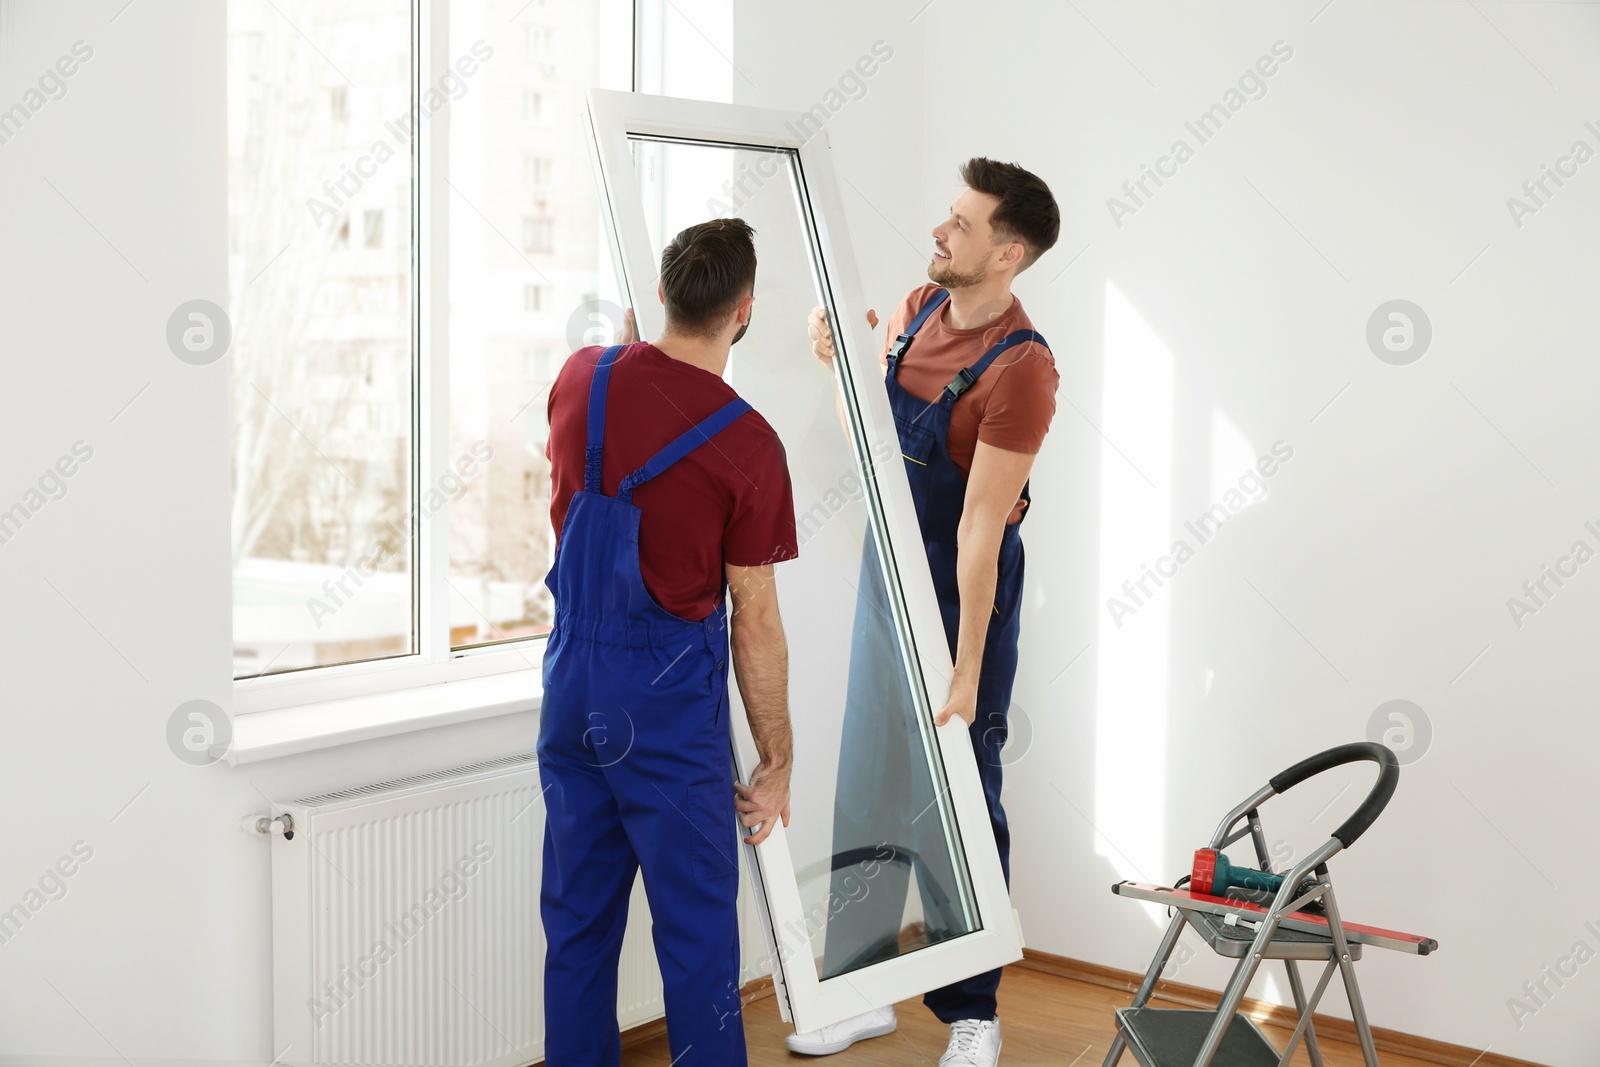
[538,218,796,1067]
[793,159,1061,1067]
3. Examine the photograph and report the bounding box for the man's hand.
[618,307,639,345]
[808,306,878,370]
[933,675,979,728]
[735,761,791,845]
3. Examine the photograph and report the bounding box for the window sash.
[582,85,1023,1033]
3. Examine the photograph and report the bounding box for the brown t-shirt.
[878,284,1058,524]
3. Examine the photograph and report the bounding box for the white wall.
[0,2,241,1061]
[898,2,1599,1064]
[733,1,929,319]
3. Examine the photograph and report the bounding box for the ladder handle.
[1268,742,1399,848]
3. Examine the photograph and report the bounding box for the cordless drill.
[1190,848,1318,903]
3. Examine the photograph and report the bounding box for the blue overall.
[537,344,752,1067]
[821,289,1046,1023]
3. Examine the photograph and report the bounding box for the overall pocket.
[687,778,738,882]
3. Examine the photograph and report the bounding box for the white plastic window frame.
[583,86,1022,1031]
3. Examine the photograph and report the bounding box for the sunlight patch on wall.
[1093,280,1174,903]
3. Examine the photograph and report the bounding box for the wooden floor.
[621,964,1444,1066]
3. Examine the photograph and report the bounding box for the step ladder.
[1102,743,1436,1067]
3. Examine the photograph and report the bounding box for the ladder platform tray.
[1112,881,1436,955]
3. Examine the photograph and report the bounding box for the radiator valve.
[241,813,295,840]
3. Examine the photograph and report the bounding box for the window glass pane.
[446,0,630,650]
[635,0,732,102]
[628,137,980,978]
[228,0,415,679]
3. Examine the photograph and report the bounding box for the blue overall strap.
[618,397,753,504]
[945,329,1049,400]
[584,345,626,493]
[887,288,950,362]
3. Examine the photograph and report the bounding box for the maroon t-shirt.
[546,342,798,622]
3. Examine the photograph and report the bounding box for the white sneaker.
[785,1005,897,1055]
[939,1017,1001,1066]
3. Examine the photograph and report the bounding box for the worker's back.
[545,340,795,623]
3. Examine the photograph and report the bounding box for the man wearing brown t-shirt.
[793,159,1060,1066]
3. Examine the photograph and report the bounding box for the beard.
[928,259,986,289]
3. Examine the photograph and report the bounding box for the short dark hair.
[659,218,757,337]
[959,157,1060,271]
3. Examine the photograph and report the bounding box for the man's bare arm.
[934,440,1037,727]
[726,562,792,845]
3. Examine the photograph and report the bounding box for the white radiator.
[270,752,769,1067]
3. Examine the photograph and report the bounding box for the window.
[523,155,552,187]
[229,0,633,690]
[521,216,554,253]
[523,25,553,61]
[586,85,1021,1034]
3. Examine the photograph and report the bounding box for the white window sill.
[226,668,542,766]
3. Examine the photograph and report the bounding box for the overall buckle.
[945,367,978,399]
[887,333,914,362]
